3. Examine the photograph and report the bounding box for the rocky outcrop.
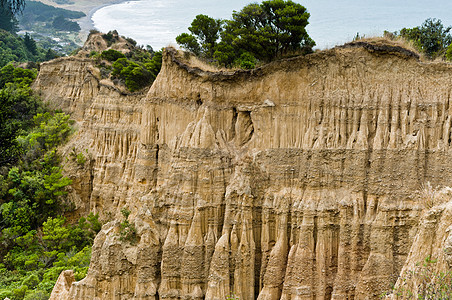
[33,38,452,299]
[386,187,452,299]
[49,270,75,300]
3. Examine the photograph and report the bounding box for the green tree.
[177,0,315,67]
[100,49,125,62]
[397,18,452,59]
[222,0,314,62]
[23,33,37,55]
[144,50,162,78]
[175,33,201,55]
[52,15,81,32]
[176,14,223,57]
[0,66,40,166]
[112,57,153,92]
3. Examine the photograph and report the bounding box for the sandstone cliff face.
[33,40,452,299]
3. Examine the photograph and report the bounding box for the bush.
[69,148,87,166]
[23,290,48,300]
[100,49,125,62]
[236,52,256,69]
[112,58,152,92]
[119,208,137,244]
[22,274,40,289]
[396,18,452,59]
[446,43,452,61]
[102,30,119,47]
[389,256,452,299]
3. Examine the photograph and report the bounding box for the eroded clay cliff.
[33,38,452,299]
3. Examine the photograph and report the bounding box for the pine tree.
[23,32,37,55]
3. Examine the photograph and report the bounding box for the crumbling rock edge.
[33,36,452,299]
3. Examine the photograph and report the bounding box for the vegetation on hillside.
[385,256,452,299]
[387,18,452,60]
[0,29,58,68]
[19,1,85,32]
[17,1,85,54]
[176,0,315,69]
[1,0,85,55]
[90,36,162,92]
[0,64,101,300]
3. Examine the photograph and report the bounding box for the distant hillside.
[0,29,57,67]
[19,1,85,31]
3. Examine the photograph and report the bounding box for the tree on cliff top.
[176,0,315,68]
[221,0,315,62]
[176,14,222,57]
[394,18,452,59]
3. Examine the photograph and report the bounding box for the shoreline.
[78,0,130,33]
[34,0,133,44]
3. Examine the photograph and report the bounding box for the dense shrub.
[109,49,162,92]
[52,16,81,32]
[393,18,452,59]
[0,29,57,67]
[101,49,125,62]
[0,64,101,299]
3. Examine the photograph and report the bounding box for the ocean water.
[91,0,452,50]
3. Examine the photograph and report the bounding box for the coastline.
[34,0,132,43]
[78,0,130,33]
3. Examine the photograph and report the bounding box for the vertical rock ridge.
[33,44,452,299]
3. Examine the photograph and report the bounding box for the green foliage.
[101,49,125,62]
[0,30,38,67]
[0,64,41,166]
[24,33,37,55]
[144,50,162,78]
[226,293,239,300]
[110,49,162,92]
[0,65,101,298]
[177,0,315,68]
[21,112,73,152]
[176,14,222,57]
[112,58,151,92]
[386,256,452,299]
[236,52,256,69]
[0,214,100,298]
[395,18,452,59]
[176,33,201,55]
[119,208,137,244]
[446,43,452,61]
[102,30,119,47]
[52,15,80,32]
[18,1,85,28]
[0,29,63,67]
[69,148,87,166]
[88,35,162,92]
[124,36,137,46]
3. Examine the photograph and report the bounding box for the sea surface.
[91,0,452,50]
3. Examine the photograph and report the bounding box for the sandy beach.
[35,0,128,41]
